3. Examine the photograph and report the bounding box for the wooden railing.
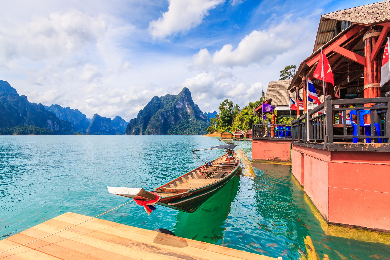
[252,123,292,140]
[292,96,390,144]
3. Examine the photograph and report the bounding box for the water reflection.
[249,162,390,259]
[1,136,390,259]
[251,163,311,258]
[0,140,32,208]
[173,175,240,243]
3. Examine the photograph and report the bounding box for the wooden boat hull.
[108,149,241,213]
[158,166,240,212]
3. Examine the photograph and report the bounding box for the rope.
[0,200,133,256]
[193,153,199,167]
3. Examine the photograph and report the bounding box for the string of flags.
[289,97,303,110]
[289,77,321,111]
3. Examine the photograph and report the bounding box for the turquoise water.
[1,136,389,259]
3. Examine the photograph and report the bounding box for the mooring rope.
[0,200,133,257]
[193,152,199,167]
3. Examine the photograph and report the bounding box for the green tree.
[207,96,275,133]
[231,98,267,131]
[207,117,217,133]
[218,99,235,131]
[280,65,296,80]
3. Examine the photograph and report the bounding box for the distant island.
[0,80,215,135]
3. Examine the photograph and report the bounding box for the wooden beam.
[328,53,343,68]
[333,46,366,66]
[342,29,366,52]
[332,56,346,71]
[371,23,390,61]
[335,70,362,86]
[306,25,364,67]
[333,32,365,69]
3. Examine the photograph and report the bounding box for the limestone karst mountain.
[125,88,209,135]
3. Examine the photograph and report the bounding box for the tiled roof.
[322,0,390,24]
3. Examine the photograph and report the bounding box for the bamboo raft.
[0,213,275,260]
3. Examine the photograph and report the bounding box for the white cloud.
[193,48,213,70]
[80,84,166,120]
[148,0,225,39]
[0,1,320,122]
[80,64,101,82]
[231,0,245,5]
[215,71,233,81]
[183,73,219,98]
[213,29,292,67]
[0,9,107,64]
[182,72,263,112]
[193,18,314,69]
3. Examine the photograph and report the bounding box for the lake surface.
[0,135,389,259]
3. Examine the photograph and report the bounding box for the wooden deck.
[0,212,275,260]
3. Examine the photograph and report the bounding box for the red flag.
[313,50,334,85]
[380,37,390,87]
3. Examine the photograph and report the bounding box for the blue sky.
[0,0,379,120]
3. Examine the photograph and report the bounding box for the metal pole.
[262,105,264,125]
[296,88,300,118]
[306,75,310,142]
[321,48,326,97]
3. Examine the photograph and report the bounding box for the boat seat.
[180,179,216,189]
[186,179,215,184]
[213,171,227,179]
[159,188,190,193]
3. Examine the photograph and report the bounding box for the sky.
[0,0,379,121]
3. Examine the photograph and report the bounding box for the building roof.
[290,1,390,94]
[265,80,293,106]
[322,0,390,25]
[313,19,338,52]
[313,0,390,52]
[234,130,246,135]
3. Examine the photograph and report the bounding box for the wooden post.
[324,96,333,144]
[386,94,390,140]
[296,87,300,118]
[372,36,381,98]
[306,113,310,142]
[364,30,381,102]
[302,77,307,113]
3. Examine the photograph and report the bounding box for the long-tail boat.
[108,144,240,213]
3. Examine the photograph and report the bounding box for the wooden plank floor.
[0,212,275,260]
